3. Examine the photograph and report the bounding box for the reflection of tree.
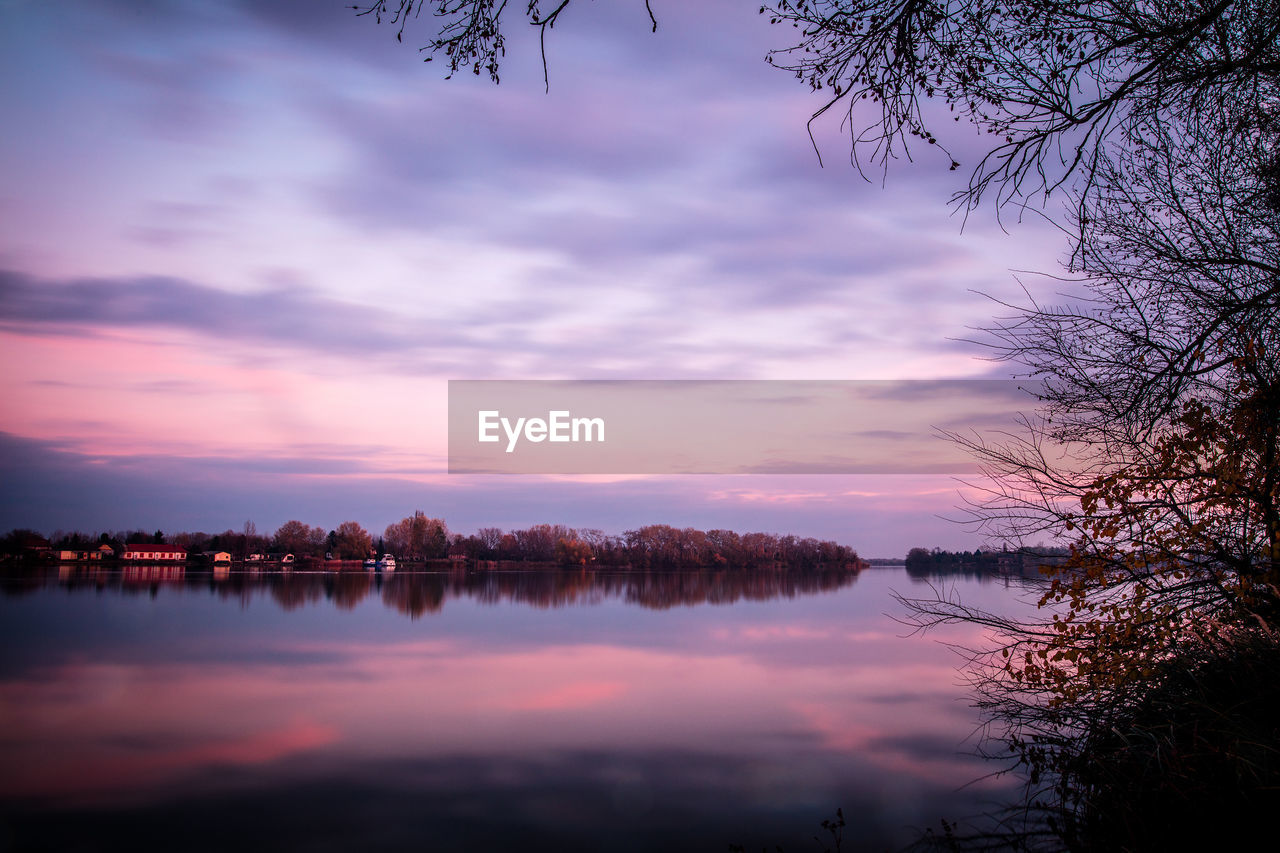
[331,571,373,610]
[453,568,859,611]
[381,572,446,618]
[0,568,47,598]
[18,565,862,617]
[269,573,323,611]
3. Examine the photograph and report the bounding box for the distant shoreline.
[4,557,867,573]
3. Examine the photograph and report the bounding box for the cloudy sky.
[0,0,1068,555]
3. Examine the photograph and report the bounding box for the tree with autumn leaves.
[384,511,450,560]
[926,340,1280,848]
[907,34,1278,850]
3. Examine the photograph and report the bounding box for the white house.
[121,544,188,562]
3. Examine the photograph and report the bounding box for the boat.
[377,554,396,571]
[363,557,376,570]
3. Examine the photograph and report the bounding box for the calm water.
[0,566,1037,852]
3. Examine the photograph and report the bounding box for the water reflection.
[0,567,1022,852]
[4,565,861,616]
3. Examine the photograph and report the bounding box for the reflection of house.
[122,564,185,583]
[122,544,188,563]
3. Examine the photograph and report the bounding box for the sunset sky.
[0,0,1069,555]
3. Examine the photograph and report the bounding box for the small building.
[202,551,232,564]
[16,533,50,557]
[121,544,188,563]
[55,545,113,562]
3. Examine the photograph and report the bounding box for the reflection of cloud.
[712,625,834,642]
[510,680,628,711]
[0,696,339,801]
[787,694,996,785]
[0,636,985,801]
[788,700,882,751]
[146,718,339,770]
[1,565,1040,853]
[1,746,1008,852]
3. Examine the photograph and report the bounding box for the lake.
[0,566,1038,851]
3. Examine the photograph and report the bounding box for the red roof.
[123,544,187,554]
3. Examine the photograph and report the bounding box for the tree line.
[2,516,863,570]
[903,545,1069,577]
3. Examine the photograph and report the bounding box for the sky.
[0,0,1070,556]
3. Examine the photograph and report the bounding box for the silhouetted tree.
[334,520,374,559]
[384,510,446,559]
[555,536,593,565]
[906,100,1280,850]
[273,520,324,556]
